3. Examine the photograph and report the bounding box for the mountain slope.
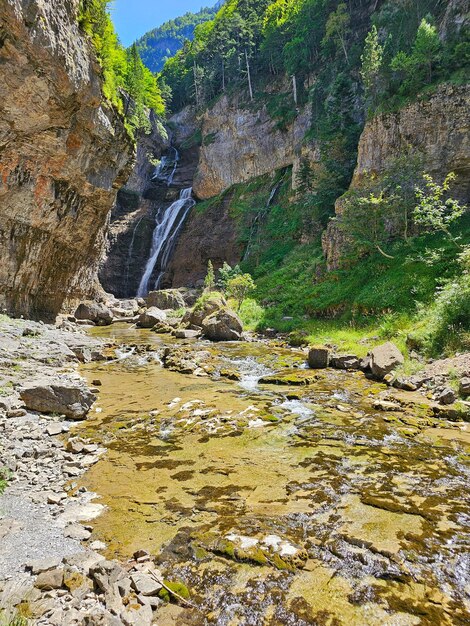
[136,3,221,73]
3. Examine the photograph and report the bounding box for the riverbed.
[77,324,470,625]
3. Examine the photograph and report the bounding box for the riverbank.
[1,309,469,625]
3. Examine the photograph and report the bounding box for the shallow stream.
[77,325,469,625]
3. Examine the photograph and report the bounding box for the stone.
[120,603,153,626]
[373,399,401,412]
[369,342,404,379]
[133,549,150,560]
[47,492,66,504]
[173,329,201,339]
[184,293,227,327]
[27,557,62,575]
[75,302,113,326]
[307,346,330,369]
[90,560,128,595]
[130,572,162,596]
[137,307,167,328]
[20,380,96,420]
[46,422,68,436]
[330,354,360,370]
[64,524,92,541]
[145,289,185,311]
[435,387,457,405]
[202,309,243,342]
[459,377,470,396]
[35,568,64,590]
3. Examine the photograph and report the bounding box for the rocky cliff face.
[0,0,133,320]
[193,95,314,199]
[323,83,470,269]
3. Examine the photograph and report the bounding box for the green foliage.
[227,273,256,311]
[360,25,384,109]
[218,262,242,291]
[204,260,216,291]
[410,246,470,356]
[414,172,466,245]
[0,467,12,494]
[78,0,165,128]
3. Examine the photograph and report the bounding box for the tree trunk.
[292,74,298,105]
[245,50,253,101]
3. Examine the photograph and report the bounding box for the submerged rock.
[369,342,404,379]
[202,309,243,342]
[20,379,96,420]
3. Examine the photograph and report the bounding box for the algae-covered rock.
[184,292,227,327]
[158,580,190,603]
[308,346,330,369]
[146,289,185,311]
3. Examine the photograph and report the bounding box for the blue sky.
[111,0,213,46]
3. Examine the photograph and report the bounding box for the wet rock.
[459,377,470,396]
[202,309,243,342]
[307,346,330,369]
[369,342,404,379]
[145,289,185,311]
[64,524,92,541]
[75,302,113,326]
[137,307,167,328]
[330,354,360,370]
[34,567,64,590]
[373,399,401,412]
[173,329,201,339]
[20,380,96,420]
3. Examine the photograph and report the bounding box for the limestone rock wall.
[0,0,133,320]
[193,95,314,199]
[323,83,470,269]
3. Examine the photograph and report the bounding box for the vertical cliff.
[0,0,133,320]
[323,84,470,269]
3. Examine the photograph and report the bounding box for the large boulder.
[307,346,330,369]
[145,289,185,311]
[74,302,113,326]
[137,307,167,328]
[20,379,96,420]
[184,293,227,327]
[202,309,243,341]
[369,342,404,379]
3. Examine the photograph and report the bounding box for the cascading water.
[136,188,195,297]
[151,147,179,186]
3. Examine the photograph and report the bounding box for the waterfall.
[151,147,179,186]
[136,188,195,297]
[124,215,144,294]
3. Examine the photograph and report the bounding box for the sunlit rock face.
[0,0,133,320]
[323,83,470,270]
[193,94,314,200]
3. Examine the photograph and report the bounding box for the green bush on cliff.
[78,0,165,127]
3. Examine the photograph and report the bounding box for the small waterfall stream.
[137,187,195,297]
[151,147,179,186]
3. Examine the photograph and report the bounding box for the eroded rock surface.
[0,0,133,321]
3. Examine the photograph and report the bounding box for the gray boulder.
[20,380,96,420]
[202,309,243,341]
[307,347,330,369]
[369,342,404,379]
[145,289,185,311]
[330,354,361,370]
[137,307,167,328]
[459,377,470,396]
[174,329,201,339]
[74,302,113,326]
[34,567,64,590]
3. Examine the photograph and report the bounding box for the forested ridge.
[135,5,220,74]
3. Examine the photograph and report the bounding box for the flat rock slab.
[20,379,96,420]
